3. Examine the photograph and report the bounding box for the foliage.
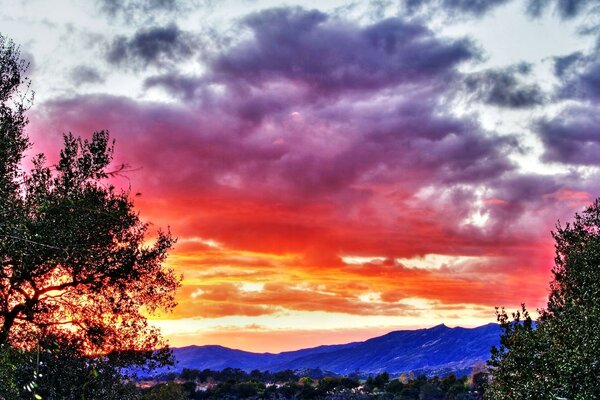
[143,382,188,400]
[142,367,484,399]
[365,372,389,392]
[487,199,600,399]
[1,127,180,355]
[9,334,144,399]
[0,344,21,399]
[0,33,180,396]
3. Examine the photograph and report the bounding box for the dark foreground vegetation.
[485,197,600,399]
[139,368,488,400]
[0,34,178,399]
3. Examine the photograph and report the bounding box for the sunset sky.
[2,0,600,352]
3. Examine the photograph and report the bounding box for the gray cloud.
[465,64,546,108]
[106,23,195,70]
[538,106,600,166]
[555,53,600,101]
[69,65,105,85]
[212,7,478,94]
[144,73,205,100]
[526,0,597,19]
[97,0,211,23]
[403,0,511,17]
[553,52,584,77]
[126,6,515,197]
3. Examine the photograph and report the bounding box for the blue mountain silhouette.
[167,323,501,376]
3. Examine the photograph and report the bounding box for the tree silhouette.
[488,199,600,399]
[0,33,180,372]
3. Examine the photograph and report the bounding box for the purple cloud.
[538,106,600,166]
[464,64,546,108]
[106,23,196,69]
[143,73,205,101]
[212,7,478,94]
[536,45,600,167]
[33,7,521,224]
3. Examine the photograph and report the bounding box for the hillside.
[168,323,501,376]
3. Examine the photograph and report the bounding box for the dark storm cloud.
[69,65,105,85]
[537,106,600,166]
[212,7,478,93]
[106,24,195,69]
[108,6,515,197]
[465,64,546,108]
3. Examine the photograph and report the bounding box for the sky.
[2,0,600,353]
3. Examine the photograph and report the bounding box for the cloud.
[212,7,478,94]
[165,326,396,353]
[553,52,584,77]
[31,2,517,259]
[144,72,205,101]
[402,0,511,17]
[554,52,600,101]
[69,65,105,85]
[537,106,600,166]
[394,0,597,21]
[464,64,546,108]
[172,268,525,319]
[28,87,554,319]
[27,5,576,326]
[97,0,209,23]
[526,0,597,19]
[537,45,600,170]
[538,46,600,167]
[99,0,178,15]
[106,23,196,70]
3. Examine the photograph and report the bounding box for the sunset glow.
[3,0,600,352]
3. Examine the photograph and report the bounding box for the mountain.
[166,323,502,377]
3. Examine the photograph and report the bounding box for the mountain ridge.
[164,323,501,377]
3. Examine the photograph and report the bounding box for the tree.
[0,33,180,393]
[487,199,600,399]
[143,383,188,400]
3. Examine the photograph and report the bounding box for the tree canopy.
[0,33,180,397]
[487,199,600,399]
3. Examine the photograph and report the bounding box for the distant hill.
[167,323,501,377]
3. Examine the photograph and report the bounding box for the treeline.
[140,368,489,399]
